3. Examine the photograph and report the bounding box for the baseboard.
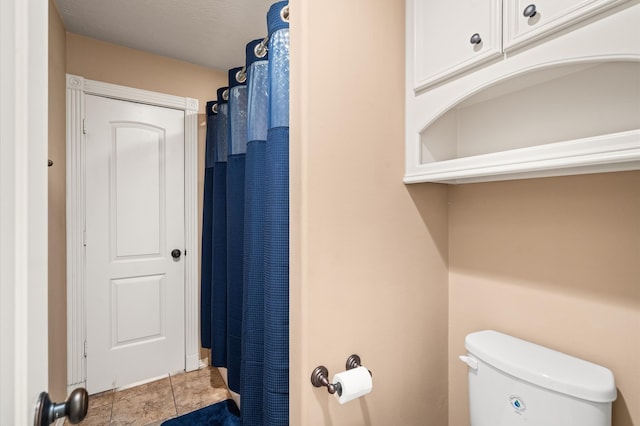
[199,357,209,369]
[215,367,241,408]
[229,389,241,409]
[186,353,200,372]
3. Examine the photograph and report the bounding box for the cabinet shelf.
[404,129,640,184]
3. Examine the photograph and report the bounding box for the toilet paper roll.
[332,366,373,404]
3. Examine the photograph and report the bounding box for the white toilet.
[459,330,617,426]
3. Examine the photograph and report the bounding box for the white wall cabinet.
[413,0,502,91]
[405,0,640,184]
[504,0,630,51]
[413,0,629,91]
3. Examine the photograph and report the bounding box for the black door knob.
[171,249,182,259]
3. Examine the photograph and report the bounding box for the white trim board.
[1,0,49,422]
[65,74,200,392]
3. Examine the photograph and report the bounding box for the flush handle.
[459,355,478,370]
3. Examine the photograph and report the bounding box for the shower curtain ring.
[236,67,247,84]
[255,36,269,58]
[280,5,289,23]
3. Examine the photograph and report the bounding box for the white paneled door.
[84,95,185,393]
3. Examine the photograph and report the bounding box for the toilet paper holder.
[311,354,371,395]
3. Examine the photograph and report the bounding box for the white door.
[0,0,49,423]
[84,95,186,393]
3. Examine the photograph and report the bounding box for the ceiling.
[54,0,276,71]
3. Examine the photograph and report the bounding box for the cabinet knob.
[523,4,537,18]
[469,33,482,45]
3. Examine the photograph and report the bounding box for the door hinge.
[82,118,87,134]
[83,230,87,246]
[84,340,87,358]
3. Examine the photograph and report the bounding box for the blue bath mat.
[161,399,240,426]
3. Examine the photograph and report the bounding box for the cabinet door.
[504,0,629,50]
[411,0,502,91]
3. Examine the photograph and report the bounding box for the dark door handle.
[34,388,89,425]
[171,249,182,259]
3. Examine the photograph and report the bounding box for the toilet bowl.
[459,330,616,426]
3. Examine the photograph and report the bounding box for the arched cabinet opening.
[417,61,640,183]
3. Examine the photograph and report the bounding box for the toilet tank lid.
[465,330,617,403]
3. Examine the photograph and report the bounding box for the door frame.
[65,74,200,392]
[0,0,49,423]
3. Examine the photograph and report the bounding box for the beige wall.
[290,0,450,424]
[48,0,68,402]
[66,33,226,116]
[448,171,640,426]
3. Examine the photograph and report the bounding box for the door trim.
[0,0,48,422]
[65,74,200,392]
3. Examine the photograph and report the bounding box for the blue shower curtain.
[200,100,216,350]
[211,87,230,367]
[201,2,289,425]
[226,66,248,393]
[241,37,269,424]
[263,4,290,424]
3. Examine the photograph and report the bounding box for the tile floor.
[67,366,232,426]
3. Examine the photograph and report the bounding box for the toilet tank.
[459,330,616,426]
